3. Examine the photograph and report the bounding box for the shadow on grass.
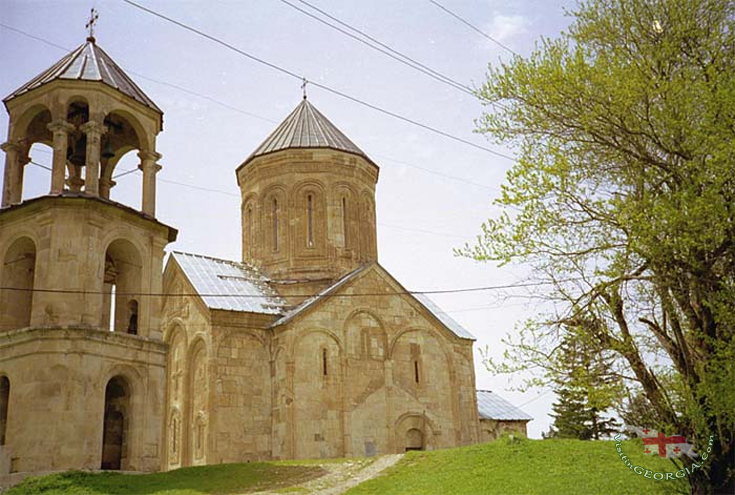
[7,462,327,495]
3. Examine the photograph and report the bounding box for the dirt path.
[257,454,402,495]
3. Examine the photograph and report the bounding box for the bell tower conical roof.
[243,98,372,166]
[3,38,161,114]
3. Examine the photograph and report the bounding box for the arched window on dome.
[307,194,314,248]
[272,198,279,252]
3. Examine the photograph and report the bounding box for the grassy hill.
[346,437,688,495]
[5,437,688,495]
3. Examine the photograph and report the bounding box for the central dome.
[242,98,372,166]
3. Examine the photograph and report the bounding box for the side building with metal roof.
[476,390,533,442]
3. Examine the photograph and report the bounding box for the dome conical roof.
[4,38,161,113]
[245,98,371,164]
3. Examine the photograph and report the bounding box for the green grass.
[346,437,689,495]
[5,462,326,495]
[6,438,691,495]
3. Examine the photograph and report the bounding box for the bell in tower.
[0,11,176,478]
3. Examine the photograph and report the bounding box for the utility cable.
[2,23,499,191]
[0,279,565,298]
[120,0,514,160]
[428,0,519,56]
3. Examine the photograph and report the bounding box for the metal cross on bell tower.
[86,8,99,42]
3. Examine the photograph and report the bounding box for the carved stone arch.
[167,406,183,467]
[10,103,53,143]
[185,337,209,466]
[103,363,144,392]
[333,182,358,250]
[102,237,144,335]
[388,326,455,402]
[261,184,288,255]
[242,192,259,261]
[292,328,345,459]
[393,411,438,452]
[343,309,387,359]
[100,365,142,471]
[163,318,188,344]
[388,326,453,362]
[0,235,38,331]
[292,181,327,253]
[359,190,377,260]
[291,328,344,357]
[103,107,150,152]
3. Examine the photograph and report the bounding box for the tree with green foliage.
[462,1,734,493]
[546,334,621,440]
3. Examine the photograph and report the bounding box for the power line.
[279,0,478,100]
[29,160,52,171]
[428,0,519,56]
[0,279,561,298]
[0,22,280,126]
[517,389,553,408]
[120,0,514,160]
[3,23,499,191]
[24,162,479,240]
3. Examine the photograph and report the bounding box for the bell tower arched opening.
[103,240,142,334]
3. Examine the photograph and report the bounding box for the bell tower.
[0,19,176,479]
[0,29,176,334]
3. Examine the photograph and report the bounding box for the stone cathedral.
[0,34,480,482]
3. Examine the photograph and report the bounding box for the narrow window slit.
[322,348,328,376]
[307,194,314,247]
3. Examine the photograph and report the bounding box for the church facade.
[0,35,479,483]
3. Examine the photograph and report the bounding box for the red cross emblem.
[643,432,687,457]
[644,447,651,454]
[673,446,681,454]
[642,429,651,434]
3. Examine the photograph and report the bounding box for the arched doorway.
[405,428,424,452]
[101,376,130,470]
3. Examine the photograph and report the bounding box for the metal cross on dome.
[86,8,99,40]
[301,78,308,100]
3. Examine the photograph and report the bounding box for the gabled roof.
[171,251,284,314]
[476,390,533,421]
[242,98,371,165]
[4,38,161,113]
[271,262,475,340]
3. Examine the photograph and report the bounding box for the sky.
[0,0,573,438]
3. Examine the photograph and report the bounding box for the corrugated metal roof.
[476,390,533,421]
[4,38,161,113]
[172,251,284,314]
[414,293,475,340]
[245,98,369,162]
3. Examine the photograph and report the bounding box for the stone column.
[1,141,20,207]
[80,121,106,196]
[99,177,116,199]
[12,154,31,204]
[47,120,76,194]
[139,150,162,216]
